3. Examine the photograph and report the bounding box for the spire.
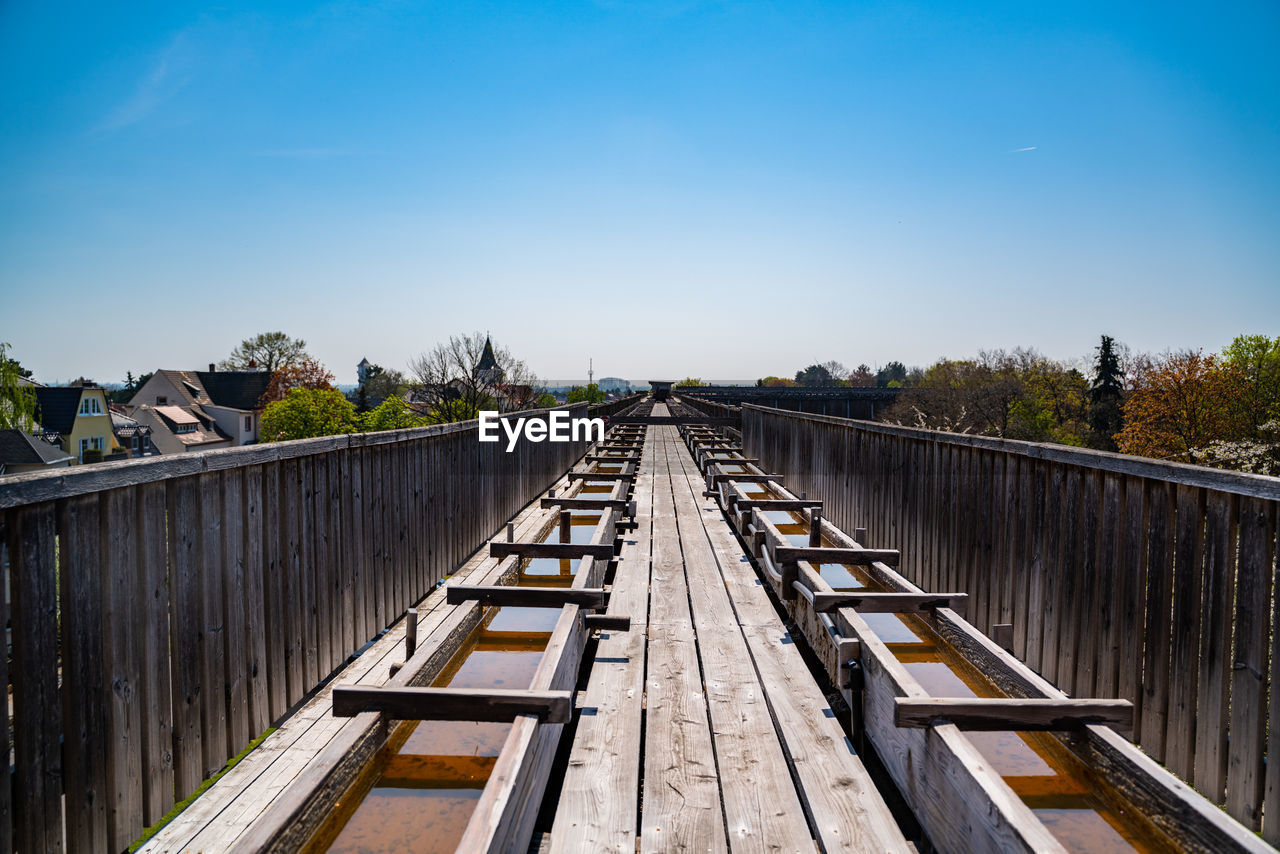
[476,336,499,373]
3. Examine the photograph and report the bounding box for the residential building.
[110,405,157,458]
[130,366,271,446]
[33,384,117,463]
[0,429,73,475]
[129,404,233,455]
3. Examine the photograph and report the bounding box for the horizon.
[3,1,1277,384]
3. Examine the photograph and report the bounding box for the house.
[109,405,157,458]
[33,384,118,463]
[0,429,73,475]
[128,404,233,455]
[130,366,271,446]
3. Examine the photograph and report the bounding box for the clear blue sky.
[2,0,1277,385]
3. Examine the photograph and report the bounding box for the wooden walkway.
[550,419,906,853]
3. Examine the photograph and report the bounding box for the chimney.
[208,363,216,372]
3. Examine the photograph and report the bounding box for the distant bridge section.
[681,385,903,420]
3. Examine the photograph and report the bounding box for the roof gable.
[0,429,73,466]
[197,371,271,410]
[33,386,85,435]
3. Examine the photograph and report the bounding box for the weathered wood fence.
[742,404,1279,843]
[0,404,591,854]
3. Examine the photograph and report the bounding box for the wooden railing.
[0,404,591,854]
[742,404,1280,843]
[588,392,647,419]
[672,393,741,427]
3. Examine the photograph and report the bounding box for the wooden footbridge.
[0,394,1277,852]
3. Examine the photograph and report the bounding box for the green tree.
[876,361,908,388]
[795,363,843,386]
[567,383,607,404]
[1221,334,1280,435]
[535,392,558,408]
[0,342,38,430]
[428,397,483,424]
[110,370,153,403]
[362,396,428,432]
[259,388,358,442]
[355,364,409,412]
[674,377,707,388]
[1088,335,1126,450]
[221,331,309,373]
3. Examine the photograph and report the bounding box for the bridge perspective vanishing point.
[0,392,1276,853]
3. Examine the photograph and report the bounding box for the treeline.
[885,335,1280,475]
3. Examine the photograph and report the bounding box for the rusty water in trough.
[308,507,603,853]
[306,603,553,854]
[761,502,1176,854]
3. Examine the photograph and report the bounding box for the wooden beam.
[540,497,628,511]
[894,698,1133,731]
[774,545,900,566]
[584,454,641,463]
[332,687,573,723]
[446,585,608,609]
[810,591,968,615]
[583,614,631,631]
[710,473,782,485]
[734,498,823,512]
[567,471,634,482]
[490,542,615,561]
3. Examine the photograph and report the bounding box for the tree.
[0,342,38,430]
[259,388,357,442]
[109,370,153,404]
[876,361,908,388]
[674,378,707,388]
[362,396,428,432]
[795,362,847,386]
[756,376,797,388]
[535,392,558,408]
[1114,351,1246,464]
[567,384,607,404]
[261,356,336,405]
[849,364,876,388]
[354,364,408,412]
[221,331,309,373]
[884,348,1090,444]
[408,332,540,421]
[2,350,33,379]
[1088,335,1126,450]
[1220,334,1280,435]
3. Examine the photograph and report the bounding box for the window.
[244,415,252,431]
[155,396,167,405]
[78,396,102,416]
[175,423,196,434]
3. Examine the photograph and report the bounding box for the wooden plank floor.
[551,418,909,853]
[139,465,582,853]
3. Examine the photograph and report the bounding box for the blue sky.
[2,0,1277,385]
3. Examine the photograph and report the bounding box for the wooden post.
[992,623,1014,653]
[854,526,867,543]
[809,509,822,547]
[406,609,418,659]
[560,510,572,543]
[507,522,515,542]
